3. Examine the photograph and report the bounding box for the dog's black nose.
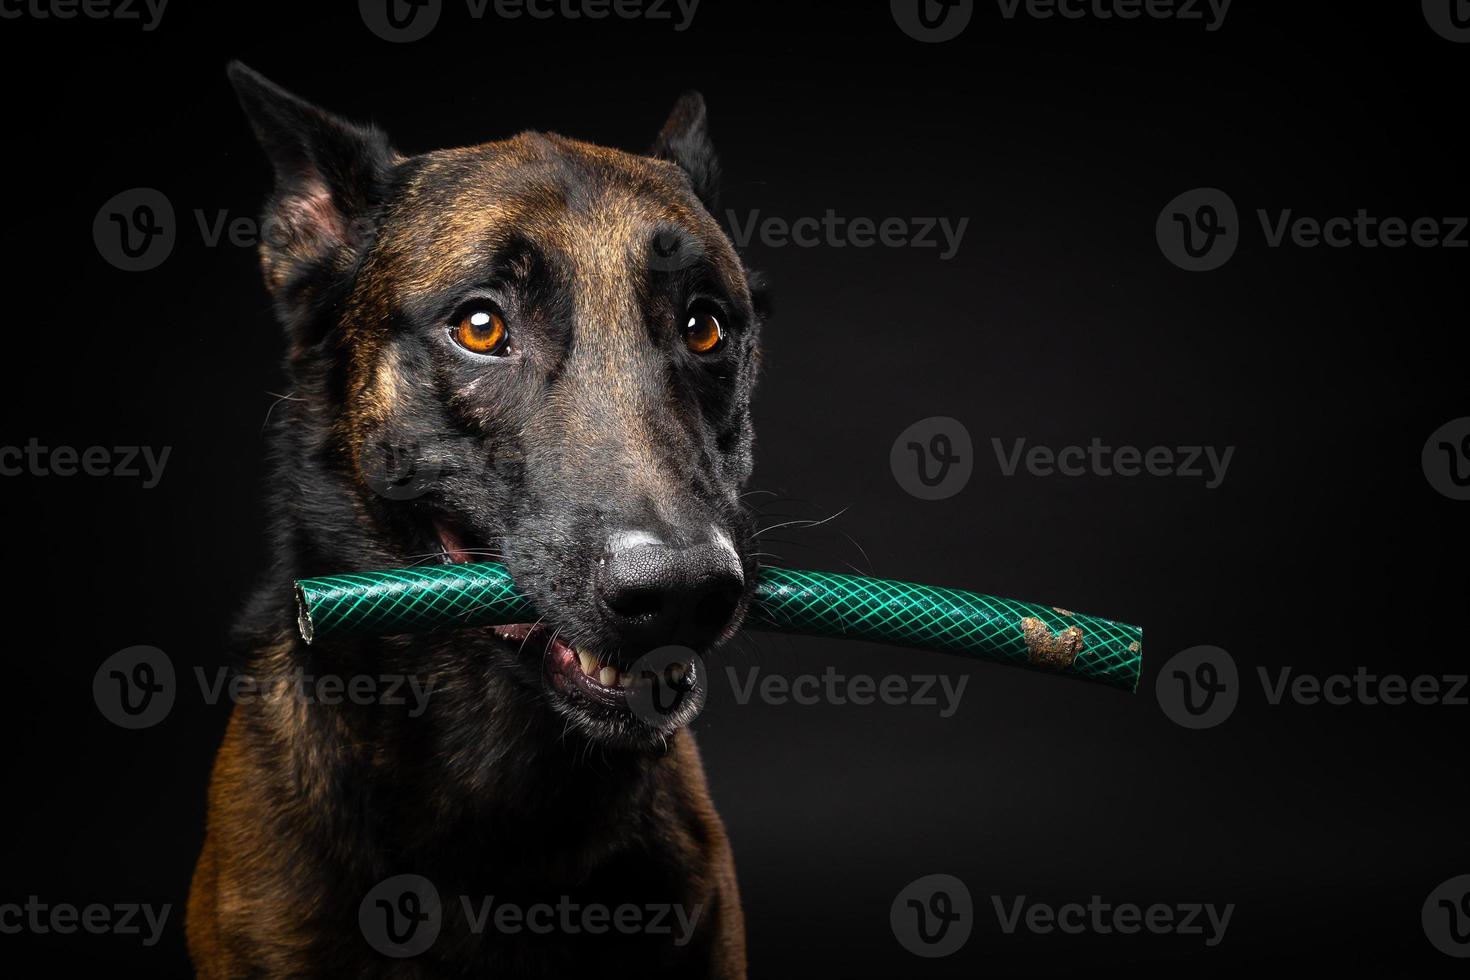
[596,532,744,649]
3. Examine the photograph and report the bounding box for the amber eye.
[685,310,724,355]
[453,307,509,355]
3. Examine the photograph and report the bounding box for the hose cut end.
[294,582,316,645]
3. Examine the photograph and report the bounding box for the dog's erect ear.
[226,62,396,344]
[651,91,720,211]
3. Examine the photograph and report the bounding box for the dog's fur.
[186,64,764,978]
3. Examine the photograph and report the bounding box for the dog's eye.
[453,307,509,356]
[685,310,724,355]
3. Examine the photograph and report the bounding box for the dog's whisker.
[752,505,851,540]
[261,390,305,431]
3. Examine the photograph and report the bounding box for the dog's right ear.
[227,62,397,352]
[651,91,720,212]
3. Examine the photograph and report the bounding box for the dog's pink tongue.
[546,636,579,689]
[494,625,580,692]
[435,523,475,564]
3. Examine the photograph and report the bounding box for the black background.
[1,0,1466,976]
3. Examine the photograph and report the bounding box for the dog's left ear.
[651,91,720,211]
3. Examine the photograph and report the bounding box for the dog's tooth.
[599,666,619,688]
[618,672,633,689]
[578,651,598,677]
[669,663,687,685]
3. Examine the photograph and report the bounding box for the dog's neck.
[242,627,671,884]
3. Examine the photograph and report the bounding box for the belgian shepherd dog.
[186,63,764,978]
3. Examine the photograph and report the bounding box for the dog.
[186,62,765,978]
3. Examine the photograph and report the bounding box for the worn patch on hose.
[1021,617,1085,669]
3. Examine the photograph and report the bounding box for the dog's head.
[230,64,764,749]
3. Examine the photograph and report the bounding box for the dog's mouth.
[432,521,702,738]
[488,622,696,710]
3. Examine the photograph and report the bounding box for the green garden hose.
[295,563,1142,692]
